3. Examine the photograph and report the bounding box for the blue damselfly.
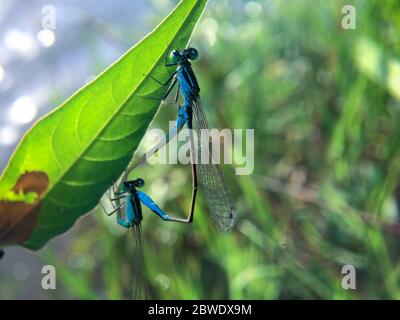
[123,47,237,232]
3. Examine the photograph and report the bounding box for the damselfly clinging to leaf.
[123,47,237,232]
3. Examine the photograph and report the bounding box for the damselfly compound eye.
[187,47,199,60]
[135,178,145,188]
[170,50,179,63]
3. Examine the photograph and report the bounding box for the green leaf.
[0,0,208,250]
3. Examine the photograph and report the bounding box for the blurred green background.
[2,0,400,299]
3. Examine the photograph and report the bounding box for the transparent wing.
[192,99,237,232]
[129,225,149,299]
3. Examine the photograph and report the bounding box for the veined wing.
[192,99,237,232]
[129,224,149,299]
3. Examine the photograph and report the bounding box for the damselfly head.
[123,178,145,190]
[122,181,133,191]
[169,47,199,63]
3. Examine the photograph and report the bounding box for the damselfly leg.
[139,72,179,104]
[100,182,124,216]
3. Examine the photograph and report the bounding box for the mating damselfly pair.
[100,47,237,234]
[99,47,237,298]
